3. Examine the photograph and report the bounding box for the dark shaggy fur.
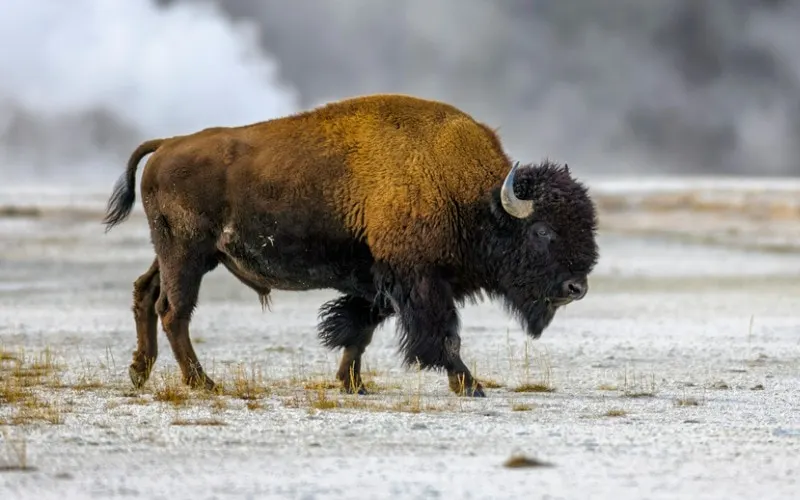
[103,93,599,398]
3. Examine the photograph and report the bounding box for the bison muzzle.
[103,93,599,397]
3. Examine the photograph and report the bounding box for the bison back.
[312,95,512,267]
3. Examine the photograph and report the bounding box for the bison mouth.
[545,276,589,307]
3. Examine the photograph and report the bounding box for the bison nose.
[563,279,587,301]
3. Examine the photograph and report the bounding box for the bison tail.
[102,139,164,232]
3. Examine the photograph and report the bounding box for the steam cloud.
[0,0,297,185]
[2,0,800,186]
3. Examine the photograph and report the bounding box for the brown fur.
[133,94,511,268]
[104,93,598,395]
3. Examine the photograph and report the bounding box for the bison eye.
[535,226,552,239]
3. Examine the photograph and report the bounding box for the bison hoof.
[128,365,149,389]
[341,385,369,396]
[466,386,486,398]
[186,374,216,392]
[449,375,486,397]
[181,361,216,391]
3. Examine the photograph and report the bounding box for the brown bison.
[103,93,599,397]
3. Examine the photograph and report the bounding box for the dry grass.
[280,361,458,415]
[0,376,29,405]
[152,372,191,407]
[71,373,105,391]
[511,383,556,393]
[303,379,339,391]
[509,340,556,393]
[0,343,625,423]
[0,345,473,430]
[10,402,64,425]
[171,418,226,426]
[246,400,264,411]
[0,346,67,426]
[604,408,628,417]
[4,347,63,387]
[621,368,657,398]
[478,378,504,389]
[68,358,109,391]
[309,388,338,410]
[221,363,270,401]
[210,397,229,412]
[0,348,17,362]
[675,388,705,407]
[122,396,149,406]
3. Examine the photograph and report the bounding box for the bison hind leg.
[154,239,220,391]
[129,257,161,388]
[317,295,391,394]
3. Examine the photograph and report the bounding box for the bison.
[103,93,599,397]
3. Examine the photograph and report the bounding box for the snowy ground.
[1,183,800,500]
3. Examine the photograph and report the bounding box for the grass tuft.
[478,378,504,389]
[309,388,339,410]
[210,397,229,412]
[152,372,190,406]
[621,368,657,398]
[222,363,270,401]
[171,418,226,426]
[512,341,556,393]
[246,400,264,411]
[303,380,339,391]
[511,383,555,393]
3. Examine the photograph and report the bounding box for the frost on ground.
[1,185,800,500]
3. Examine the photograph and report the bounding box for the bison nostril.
[565,280,586,299]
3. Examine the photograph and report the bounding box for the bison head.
[479,159,599,339]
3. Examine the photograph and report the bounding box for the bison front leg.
[317,295,391,395]
[384,269,485,398]
[129,258,161,388]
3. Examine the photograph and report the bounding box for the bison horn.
[500,161,535,219]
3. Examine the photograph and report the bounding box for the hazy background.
[2,0,800,188]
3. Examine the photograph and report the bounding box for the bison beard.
[102,93,599,398]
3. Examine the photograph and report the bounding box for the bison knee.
[155,293,169,318]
